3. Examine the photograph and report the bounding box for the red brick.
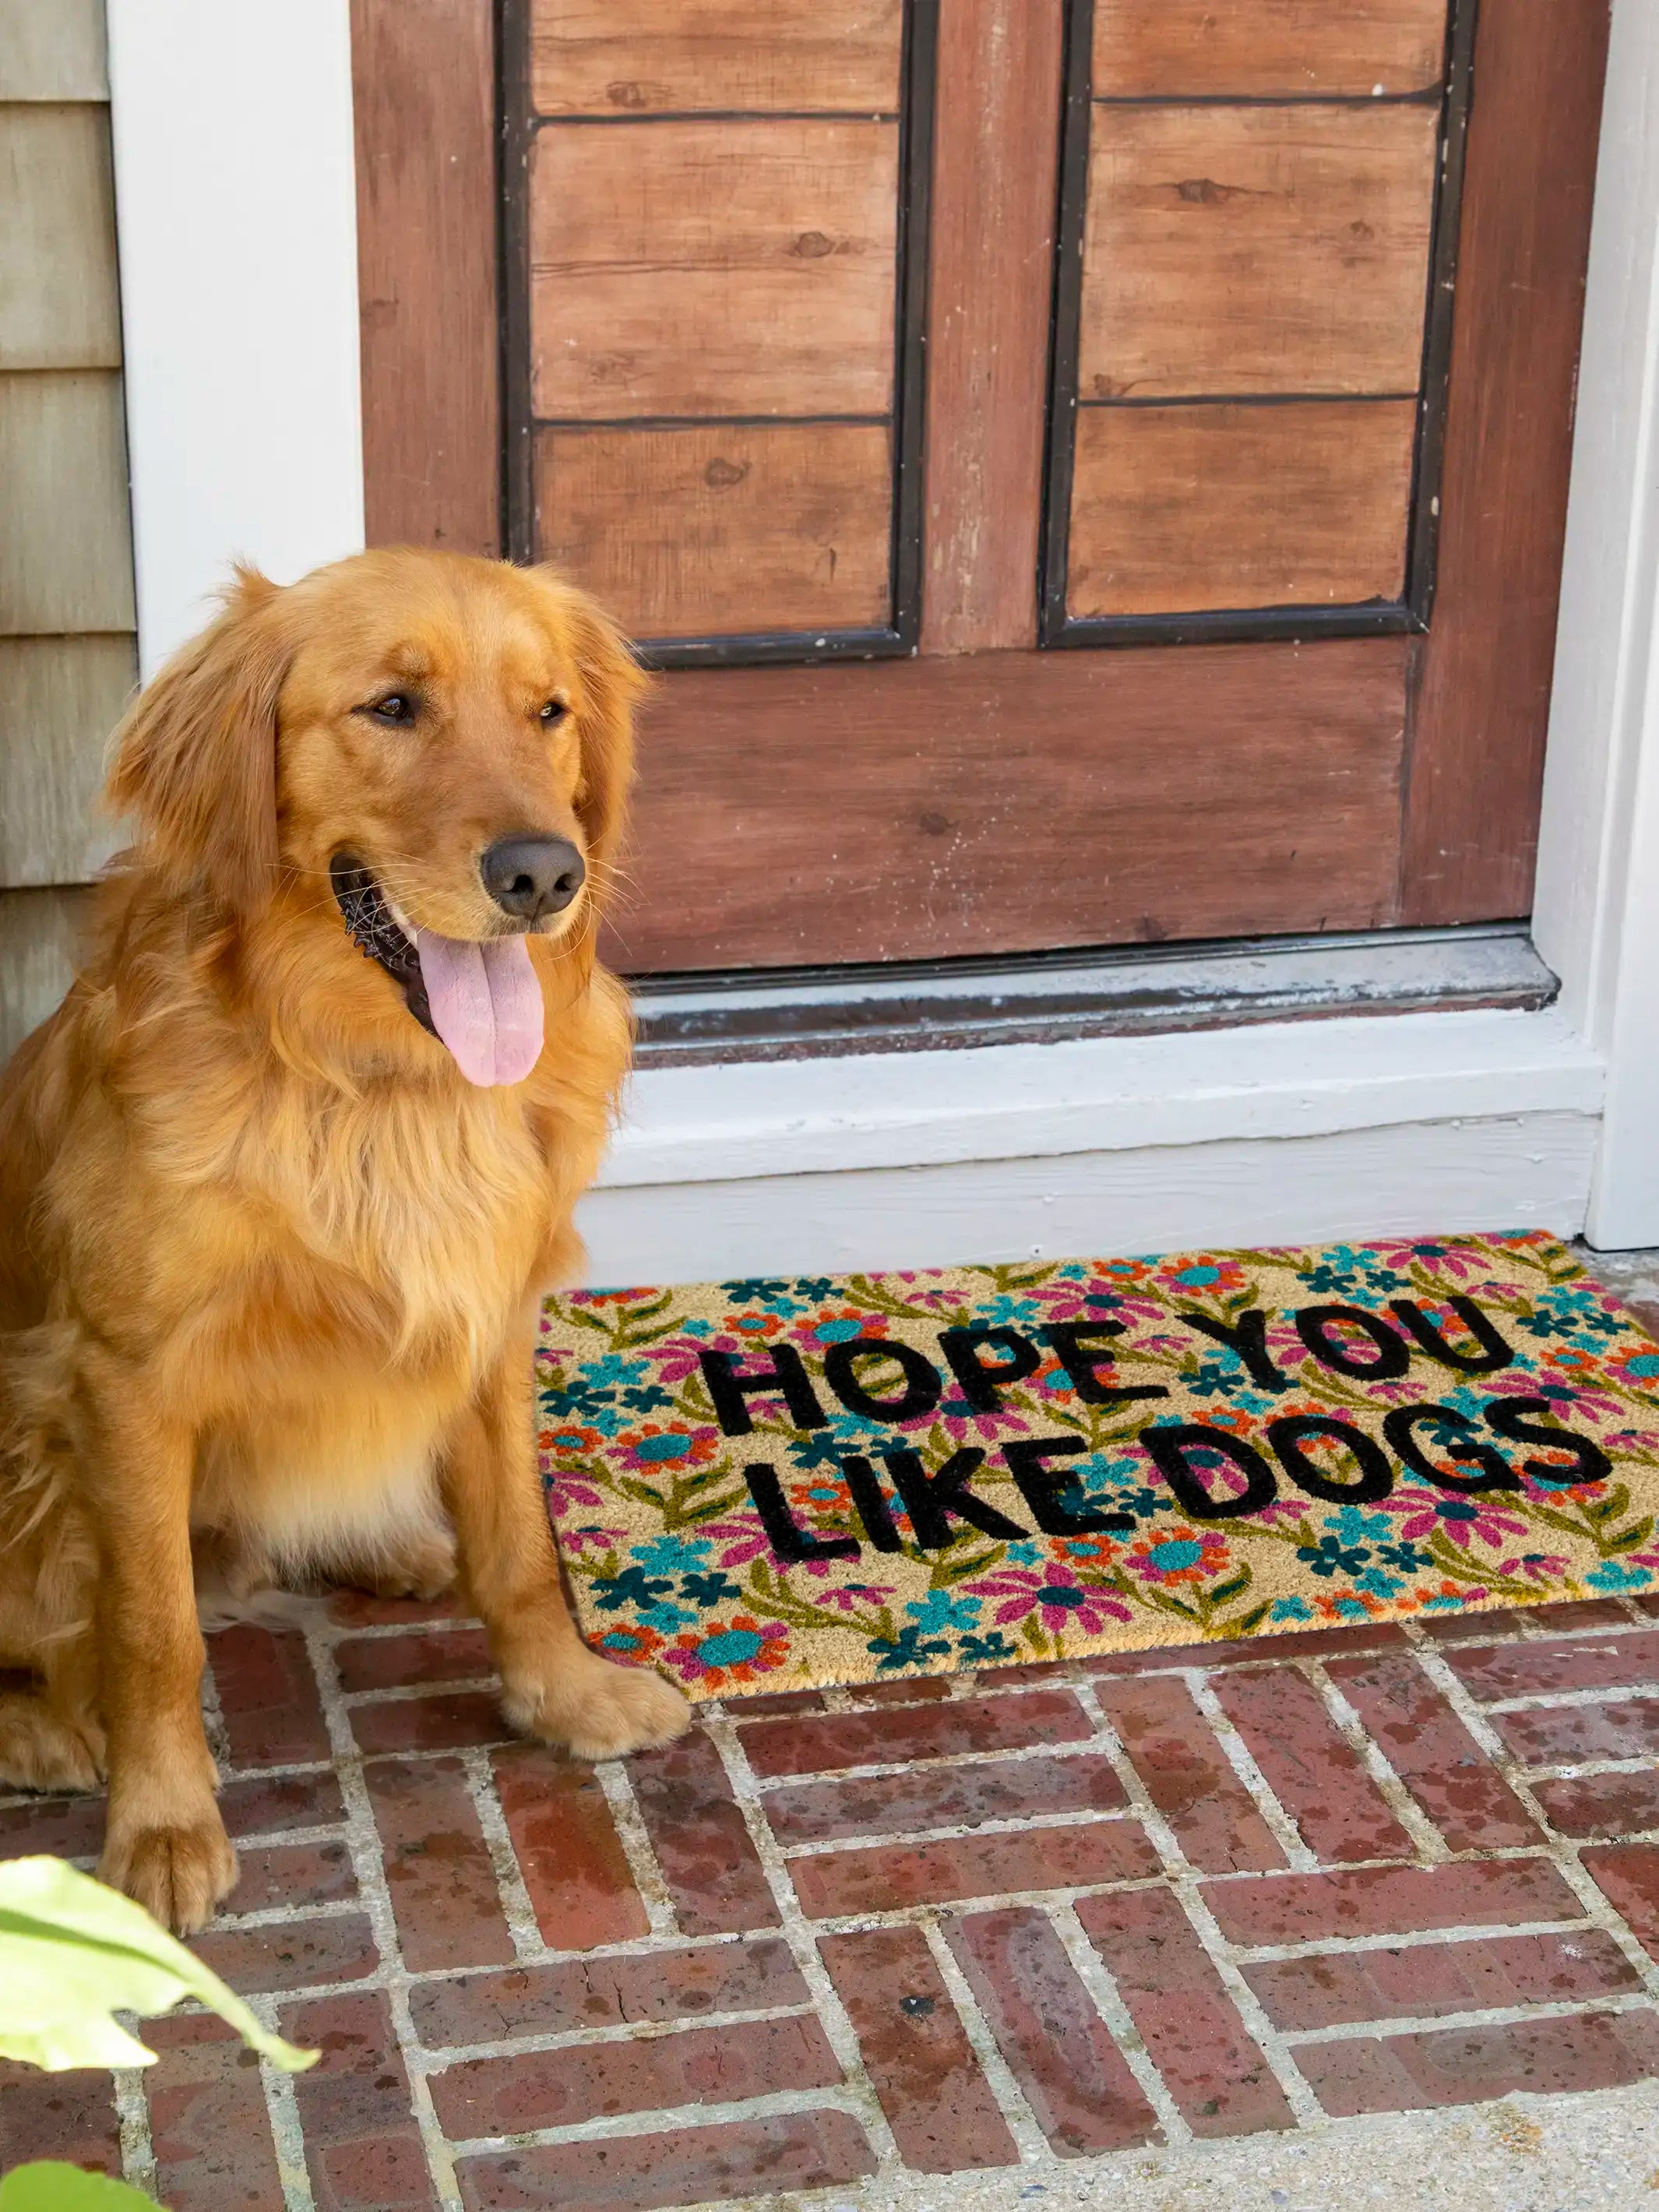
[1094,1675,1284,1874]
[842,1674,957,1706]
[792,1818,1157,1918]
[455,2112,876,2212]
[144,2012,284,2212]
[1245,1928,1640,2031]
[1211,1668,1414,1864]
[1299,2010,1659,2117]
[0,2061,120,2174]
[350,1691,506,1756]
[283,1991,437,2211]
[1202,1858,1583,1946]
[1492,1696,1659,1767]
[365,1756,515,1972]
[739,1687,1090,1781]
[946,1907,1157,2154]
[327,1588,465,1629]
[627,1731,780,1936]
[819,1925,1019,2172]
[226,1837,356,1914]
[1415,1608,1530,1643]
[1076,1888,1294,2136]
[192,1912,379,1995]
[220,1768,347,1837]
[1326,1653,1541,1851]
[336,1628,494,1696]
[409,1937,809,2048]
[1537,1768,1659,1838]
[430,2014,839,2136]
[0,1793,105,1858]
[1583,1842,1659,1959]
[1447,1627,1659,1702]
[764,1750,1126,1845]
[726,1688,826,1716]
[208,1625,330,1768]
[977,1661,1073,1686]
[1526,1598,1636,1633]
[492,1742,649,1950]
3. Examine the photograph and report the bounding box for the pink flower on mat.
[554,1522,629,1554]
[1384,1491,1528,1549]
[965,1567,1131,1636]
[696,1517,777,1569]
[662,1615,791,1689]
[1127,1526,1231,1586]
[1496,1553,1569,1584]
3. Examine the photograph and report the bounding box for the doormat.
[537,1231,1659,1700]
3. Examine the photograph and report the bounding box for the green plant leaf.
[0,2163,160,2210]
[0,1857,317,2074]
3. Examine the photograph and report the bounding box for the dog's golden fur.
[0,548,688,1932]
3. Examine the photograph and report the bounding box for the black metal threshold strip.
[629,923,1557,1068]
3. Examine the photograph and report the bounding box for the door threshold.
[629,923,1557,1066]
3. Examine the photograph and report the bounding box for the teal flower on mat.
[905,1588,982,1635]
[1588,1560,1655,1593]
[631,1534,713,1574]
[1270,1596,1314,1623]
[869,1624,953,1672]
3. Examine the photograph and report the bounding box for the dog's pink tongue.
[414,930,544,1086]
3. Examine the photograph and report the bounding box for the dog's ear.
[105,564,290,918]
[555,578,647,890]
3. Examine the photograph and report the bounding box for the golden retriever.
[0,548,689,1933]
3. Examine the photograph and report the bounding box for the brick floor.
[7,1587,1659,2207]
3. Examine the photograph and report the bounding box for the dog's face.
[107,550,645,1081]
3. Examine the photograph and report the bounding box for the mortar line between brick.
[417,1999,823,2066]
[751,1736,1126,1790]
[1407,1630,1659,2010]
[1273,1988,1659,2047]
[1183,1668,1319,1873]
[1305,1657,1449,1864]
[301,1614,466,2212]
[697,1705,917,2175]
[1514,1754,1659,1782]
[1233,1914,1601,1964]
[594,1756,681,1939]
[245,1992,317,2212]
[779,1806,1141,1856]
[1046,1897,1193,2147]
[1066,1667,1324,2129]
[1483,1685,1659,1714]
[444,2080,877,2155]
[458,1745,545,1963]
[917,1911,1051,2164]
[111,2062,157,2202]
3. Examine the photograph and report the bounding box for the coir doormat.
[537,1231,1659,1700]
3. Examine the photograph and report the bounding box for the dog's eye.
[364,693,416,726]
[539,699,567,726]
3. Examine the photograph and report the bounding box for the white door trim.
[102,0,1659,1275]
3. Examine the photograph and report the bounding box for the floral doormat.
[537,1231,1659,1700]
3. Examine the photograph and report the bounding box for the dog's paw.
[0,1696,106,1794]
[99,1815,238,1936]
[502,1648,691,1762]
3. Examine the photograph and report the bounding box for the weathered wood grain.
[1093,0,1448,98]
[0,886,90,1065]
[530,118,898,418]
[606,639,1408,970]
[1067,400,1416,617]
[536,422,892,639]
[351,0,499,555]
[0,636,133,886]
[921,0,1064,653]
[1080,104,1439,398]
[0,0,107,98]
[0,105,121,370]
[0,372,134,635]
[1401,0,1611,922]
[529,0,902,116]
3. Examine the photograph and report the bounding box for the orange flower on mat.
[664,1615,791,1689]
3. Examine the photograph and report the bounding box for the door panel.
[352,0,1610,975]
[613,639,1408,971]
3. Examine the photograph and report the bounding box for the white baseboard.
[579,1000,1603,1283]
[576,1111,1598,1284]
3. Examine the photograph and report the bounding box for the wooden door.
[351,0,1609,978]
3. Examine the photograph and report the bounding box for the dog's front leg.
[85,1358,235,1933]
[441,1312,689,1760]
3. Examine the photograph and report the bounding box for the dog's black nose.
[480,836,586,921]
